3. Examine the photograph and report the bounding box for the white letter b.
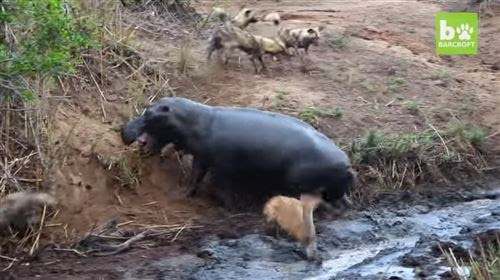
[440,20,454,40]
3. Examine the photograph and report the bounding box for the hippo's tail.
[345,166,357,195]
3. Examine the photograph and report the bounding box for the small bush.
[1,0,98,106]
[326,107,344,119]
[389,77,406,86]
[350,123,487,195]
[430,69,452,81]
[443,237,500,280]
[402,100,421,114]
[300,107,322,124]
[271,91,288,109]
[178,40,194,74]
[445,123,486,148]
[469,243,500,280]
[299,106,343,124]
[328,35,350,49]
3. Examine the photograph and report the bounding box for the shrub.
[0,0,97,101]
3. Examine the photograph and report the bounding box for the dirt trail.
[2,0,500,278]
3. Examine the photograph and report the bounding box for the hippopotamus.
[121,97,355,208]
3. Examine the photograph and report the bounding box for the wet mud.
[118,188,500,280]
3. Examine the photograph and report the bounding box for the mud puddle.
[122,188,500,280]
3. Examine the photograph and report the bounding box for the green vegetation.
[388,76,406,92]
[1,0,97,102]
[389,77,406,86]
[300,107,322,123]
[328,35,350,50]
[271,91,289,109]
[178,40,194,75]
[442,238,500,280]
[352,123,486,165]
[469,243,500,280]
[402,100,421,114]
[446,123,487,148]
[430,69,452,81]
[300,106,344,124]
[350,123,487,195]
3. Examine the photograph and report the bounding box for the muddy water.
[124,189,500,280]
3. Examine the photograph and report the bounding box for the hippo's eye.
[160,105,170,113]
[307,28,315,34]
[245,10,252,16]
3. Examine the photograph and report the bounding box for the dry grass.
[0,0,155,258]
[349,122,488,200]
[0,0,202,259]
[441,235,500,280]
[177,40,195,75]
[96,151,143,189]
[0,96,51,193]
[71,217,201,257]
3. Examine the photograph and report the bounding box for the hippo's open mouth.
[136,132,156,155]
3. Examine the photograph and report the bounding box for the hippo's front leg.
[187,157,208,197]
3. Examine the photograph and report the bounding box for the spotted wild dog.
[278,25,325,56]
[207,7,260,64]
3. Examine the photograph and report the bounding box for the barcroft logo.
[436,12,478,55]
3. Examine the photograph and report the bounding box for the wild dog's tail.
[212,7,230,23]
[2,191,56,207]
